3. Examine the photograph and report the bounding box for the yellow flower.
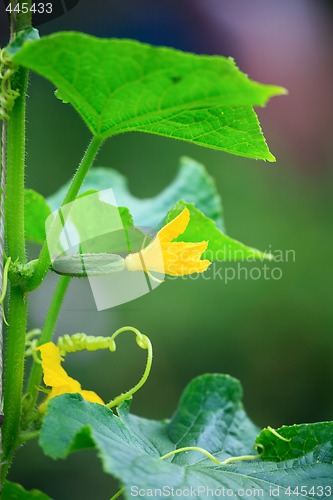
[125,208,211,277]
[37,342,104,411]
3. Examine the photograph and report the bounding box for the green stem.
[26,136,103,291]
[24,276,70,418]
[1,289,27,481]
[11,1,32,33]
[18,430,39,444]
[1,61,29,482]
[4,70,27,263]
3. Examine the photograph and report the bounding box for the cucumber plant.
[0,3,332,499]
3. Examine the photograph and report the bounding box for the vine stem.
[1,63,29,482]
[0,113,7,480]
[0,1,33,486]
[26,136,103,292]
[24,276,70,419]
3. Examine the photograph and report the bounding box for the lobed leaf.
[9,32,286,161]
[39,374,333,499]
[48,157,224,230]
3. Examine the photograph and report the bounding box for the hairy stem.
[0,90,7,468]
[24,276,70,418]
[1,62,29,481]
[4,67,27,261]
[1,289,27,481]
[26,136,103,291]
[0,1,32,485]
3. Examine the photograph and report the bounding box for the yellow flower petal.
[80,390,105,405]
[163,242,211,276]
[37,342,104,410]
[37,343,79,388]
[157,207,190,243]
[124,208,211,277]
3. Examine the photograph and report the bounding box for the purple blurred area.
[185,0,333,170]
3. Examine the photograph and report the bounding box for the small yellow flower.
[125,208,211,277]
[37,342,104,411]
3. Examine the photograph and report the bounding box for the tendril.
[57,333,116,356]
[219,453,262,465]
[56,327,153,409]
[25,329,42,362]
[0,50,19,122]
[266,426,291,442]
[110,444,262,499]
[106,327,153,408]
[160,446,261,466]
[160,446,221,464]
[110,488,124,500]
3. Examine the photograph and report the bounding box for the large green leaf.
[40,375,333,499]
[167,201,271,261]
[9,32,285,161]
[25,189,51,244]
[48,157,224,230]
[2,482,52,500]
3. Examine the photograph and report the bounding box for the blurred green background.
[1,1,333,499]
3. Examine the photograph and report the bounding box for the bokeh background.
[1,1,333,499]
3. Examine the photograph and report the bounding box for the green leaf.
[10,32,286,161]
[167,201,271,261]
[48,157,224,230]
[3,482,52,500]
[39,374,333,500]
[257,423,333,462]
[25,189,51,244]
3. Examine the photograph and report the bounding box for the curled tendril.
[56,327,153,409]
[25,329,42,363]
[0,49,19,121]
[57,333,116,356]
